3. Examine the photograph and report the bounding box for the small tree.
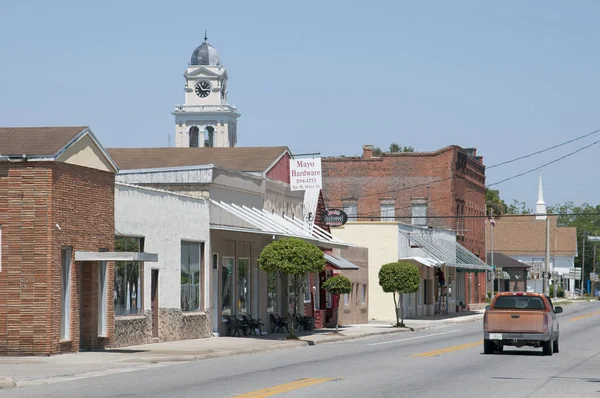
[378,261,420,327]
[258,238,326,338]
[322,275,352,333]
[389,143,401,153]
[373,147,382,156]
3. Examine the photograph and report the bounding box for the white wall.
[115,184,211,310]
[332,222,399,321]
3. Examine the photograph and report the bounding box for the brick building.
[0,126,123,355]
[322,144,487,307]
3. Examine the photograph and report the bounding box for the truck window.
[493,296,546,310]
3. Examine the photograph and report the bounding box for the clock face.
[194,80,212,98]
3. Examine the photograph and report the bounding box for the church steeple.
[535,171,547,220]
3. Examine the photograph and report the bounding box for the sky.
[1,0,599,210]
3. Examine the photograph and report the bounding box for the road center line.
[368,330,462,346]
[568,311,600,322]
[234,378,336,397]
[411,340,482,357]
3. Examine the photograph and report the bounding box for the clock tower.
[173,33,240,148]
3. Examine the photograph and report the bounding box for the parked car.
[483,292,562,356]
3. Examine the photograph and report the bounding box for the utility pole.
[489,208,495,297]
[593,245,597,297]
[582,233,586,297]
[544,216,550,296]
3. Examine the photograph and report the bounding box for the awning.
[210,199,350,249]
[398,230,491,272]
[399,257,441,268]
[74,251,158,262]
[324,253,359,270]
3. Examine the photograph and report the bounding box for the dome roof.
[190,35,221,66]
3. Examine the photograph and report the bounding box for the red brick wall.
[321,146,487,303]
[0,162,114,355]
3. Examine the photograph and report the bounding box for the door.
[151,269,159,339]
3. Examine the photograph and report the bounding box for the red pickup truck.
[483,292,562,356]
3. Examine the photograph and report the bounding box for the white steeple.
[535,171,547,220]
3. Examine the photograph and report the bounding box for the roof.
[324,253,359,270]
[190,40,221,66]
[210,199,350,249]
[487,215,578,257]
[0,126,87,156]
[398,229,491,271]
[486,252,531,268]
[107,147,289,173]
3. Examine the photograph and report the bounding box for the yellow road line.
[411,341,482,357]
[235,378,336,398]
[569,311,600,322]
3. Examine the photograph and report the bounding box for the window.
[98,261,108,337]
[237,258,250,314]
[343,293,349,307]
[267,271,277,313]
[181,241,202,312]
[343,202,357,221]
[221,257,234,315]
[189,126,199,148]
[412,200,427,226]
[60,247,72,340]
[361,284,366,305]
[204,126,215,147]
[114,237,142,316]
[380,200,395,221]
[303,273,311,303]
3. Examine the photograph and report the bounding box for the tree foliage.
[485,188,507,216]
[373,147,383,156]
[322,275,352,333]
[378,261,420,327]
[505,199,532,215]
[388,143,414,153]
[258,238,325,337]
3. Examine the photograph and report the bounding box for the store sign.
[290,158,322,191]
[322,209,348,227]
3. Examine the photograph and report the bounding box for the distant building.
[322,144,488,319]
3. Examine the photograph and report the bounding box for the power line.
[487,138,600,187]
[352,212,600,220]
[487,128,600,169]
[358,137,600,218]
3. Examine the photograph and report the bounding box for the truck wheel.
[553,339,559,353]
[542,339,553,356]
[484,339,494,354]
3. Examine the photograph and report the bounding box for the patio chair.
[223,315,244,337]
[270,313,289,333]
[241,315,264,336]
[295,315,313,331]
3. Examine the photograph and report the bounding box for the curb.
[0,376,17,390]
[119,325,443,364]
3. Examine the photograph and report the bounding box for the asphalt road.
[4,301,600,398]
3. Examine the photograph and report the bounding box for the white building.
[172,33,240,148]
[114,183,211,347]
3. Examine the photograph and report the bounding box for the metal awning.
[324,253,359,270]
[399,230,491,272]
[399,256,441,268]
[210,199,350,249]
[74,251,158,262]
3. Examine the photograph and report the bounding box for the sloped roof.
[0,126,87,156]
[486,215,577,257]
[107,147,289,173]
[486,252,531,268]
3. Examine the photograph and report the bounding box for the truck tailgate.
[486,310,547,334]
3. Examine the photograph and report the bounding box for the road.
[3,301,600,398]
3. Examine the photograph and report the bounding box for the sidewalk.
[0,311,485,389]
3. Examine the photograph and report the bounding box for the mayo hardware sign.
[289,158,322,191]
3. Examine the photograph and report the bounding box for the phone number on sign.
[294,178,319,184]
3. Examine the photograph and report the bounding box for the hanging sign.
[290,158,322,191]
[322,209,348,227]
